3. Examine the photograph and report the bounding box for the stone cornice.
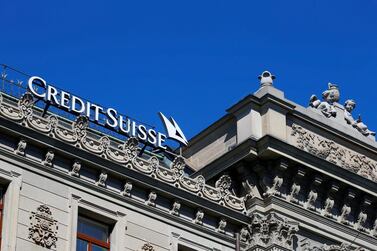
[0,145,238,245]
[256,136,377,196]
[261,197,376,250]
[0,92,258,239]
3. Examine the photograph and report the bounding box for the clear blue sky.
[1,1,376,141]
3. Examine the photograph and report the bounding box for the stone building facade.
[0,68,376,251]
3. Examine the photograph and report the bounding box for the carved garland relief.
[0,93,246,212]
[291,124,377,183]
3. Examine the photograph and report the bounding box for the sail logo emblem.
[159,112,188,146]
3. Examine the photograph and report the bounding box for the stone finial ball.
[258,71,275,87]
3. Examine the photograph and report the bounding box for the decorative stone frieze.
[311,243,365,251]
[96,172,108,187]
[69,161,81,177]
[42,150,54,167]
[83,136,110,155]
[14,138,27,156]
[247,213,299,250]
[291,124,377,183]
[28,205,58,249]
[0,94,247,212]
[302,239,365,251]
[170,201,181,216]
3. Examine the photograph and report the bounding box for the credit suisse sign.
[28,76,188,149]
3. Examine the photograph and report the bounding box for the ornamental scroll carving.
[0,92,246,212]
[141,242,155,251]
[247,213,298,250]
[306,242,365,251]
[291,124,377,183]
[28,205,58,249]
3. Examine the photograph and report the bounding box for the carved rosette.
[28,205,58,248]
[291,124,377,183]
[248,213,298,250]
[141,243,155,251]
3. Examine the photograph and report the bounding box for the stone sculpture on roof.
[344,99,375,137]
[309,83,375,140]
[309,83,339,118]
